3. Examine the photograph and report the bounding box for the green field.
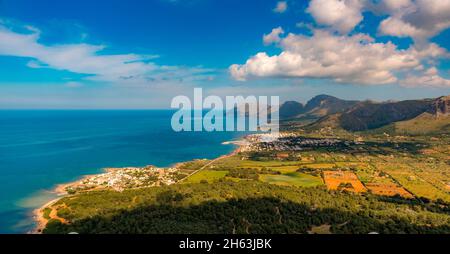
[267,166,300,173]
[183,170,228,184]
[260,172,323,187]
[212,156,302,169]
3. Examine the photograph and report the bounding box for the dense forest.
[44,181,450,234]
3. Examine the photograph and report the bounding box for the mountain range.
[280,94,450,134]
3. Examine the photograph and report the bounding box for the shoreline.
[31,197,62,234]
[30,137,246,234]
[30,175,94,234]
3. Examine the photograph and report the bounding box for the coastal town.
[239,132,364,153]
[63,165,191,194]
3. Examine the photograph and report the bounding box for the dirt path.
[31,198,63,234]
[48,204,69,224]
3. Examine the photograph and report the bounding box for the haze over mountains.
[280,94,450,134]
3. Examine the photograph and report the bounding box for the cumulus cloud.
[0,24,213,84]
[379,0,413,12]
[230,29,449,85]
[263,27,285,45]
[307,0,364,34]
[400,67,450,87]
[273,1,288,13]
[230,0,450,87]
[379,17,426,39]
[377,0,450,42]
[305,0,450,41]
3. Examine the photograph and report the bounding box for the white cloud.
[307,0,364,34]
[263,27,285,45]
[377,0,450,42]
[231,0,450,87]
[230,29,449,85]
[400,67,450,87]
[305,0,450,40]
[273,1,288,13]
[0,24,213,84]
[380,0,413,12]
[379,17,425,39]
[409,43,450,60]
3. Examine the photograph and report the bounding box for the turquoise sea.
[0,110,246,233]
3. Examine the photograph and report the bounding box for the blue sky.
[0,0,449,109]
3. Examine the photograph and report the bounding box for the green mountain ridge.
[280,94,358,121]
[281,95,450,134]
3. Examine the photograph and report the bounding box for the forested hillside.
[43,181,450,234]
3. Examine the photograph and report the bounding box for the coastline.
[30,168,140,234]
[30,178,87,234]
[31,197,62,234]
[31,137,246,234]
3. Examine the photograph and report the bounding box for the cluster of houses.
[66,166,181,193]
[240,133,364,152]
